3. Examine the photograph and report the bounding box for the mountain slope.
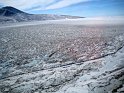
[0,6,84,23]
[0,6,26,16]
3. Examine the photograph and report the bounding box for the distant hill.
[0,6,84,23]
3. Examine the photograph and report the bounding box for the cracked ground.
[0,19,124,93]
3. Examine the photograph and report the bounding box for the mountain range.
[0,6,84,23]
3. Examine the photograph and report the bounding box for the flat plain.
[0,18,124,93]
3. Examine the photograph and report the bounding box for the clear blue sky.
[0,0,124,17]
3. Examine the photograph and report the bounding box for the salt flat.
[0,16,124,28]
[0,17,124,93]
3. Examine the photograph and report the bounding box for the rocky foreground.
[0,21,124,93]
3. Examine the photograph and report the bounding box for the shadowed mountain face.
[0,6,84,23]
[0,6,26,16]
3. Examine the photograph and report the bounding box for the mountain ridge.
[0,6,84,23]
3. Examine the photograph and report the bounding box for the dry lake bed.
[0,18,124,93]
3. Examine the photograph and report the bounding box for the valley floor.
[0,18,124,93]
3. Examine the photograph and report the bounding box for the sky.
[0,0,124,17]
